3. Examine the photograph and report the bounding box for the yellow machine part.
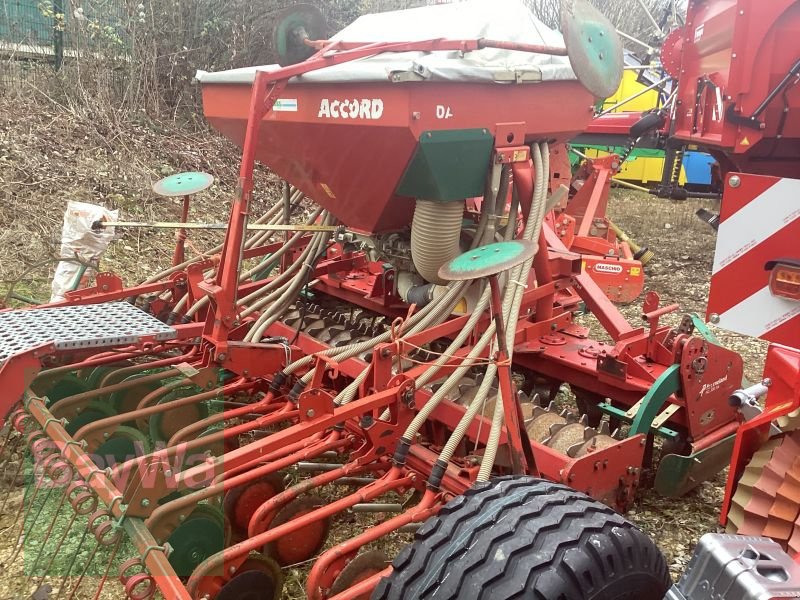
[600,69,660,112]
[583,148,688,185]
[594,70,688,185]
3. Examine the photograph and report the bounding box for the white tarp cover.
[195,0,576,85]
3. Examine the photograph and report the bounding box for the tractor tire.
[372,477,670,600]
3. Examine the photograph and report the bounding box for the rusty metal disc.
[438,240,538,282]
[561,0,624,99]
[216,553,284,600]
[329,550,389,598]
[149,390,209,443]
[572,433,617,458]
[152,172,213,197]
[109,374,162,416]
[223,472,286,536]
[546,422,587,454]
[273,4,327,67]
[263,495,330,566]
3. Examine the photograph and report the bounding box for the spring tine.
[24,481,73,584]
[64,537,102,600]
[91,536,122,600]
[0,423,18,464]
[0,456,25,514]
[8,467,59,564]
[35,511,79,589]
[53,524,90,600]
[5,463,42,560]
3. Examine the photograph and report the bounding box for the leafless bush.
[2,0,679,123]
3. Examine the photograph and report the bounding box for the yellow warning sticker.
[631,267,641,277]
[581,260,587,272]
[740,136,750,146]
[320,183,336,198]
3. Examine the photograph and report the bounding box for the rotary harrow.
[0,1,767,599]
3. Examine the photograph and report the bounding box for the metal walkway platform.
[0,302,176,363]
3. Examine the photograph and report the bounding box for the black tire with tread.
[372,477,670,600]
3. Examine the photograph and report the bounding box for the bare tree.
[523,0,678,52]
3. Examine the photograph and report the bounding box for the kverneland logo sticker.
[700,374,729,396]
[594,263,624,274]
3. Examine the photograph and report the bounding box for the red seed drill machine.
[2,0,790,599]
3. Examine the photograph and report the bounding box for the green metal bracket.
[252,254,276,281]
[597,363,683,438]
[691,312,750,386]
[629,364,681,437]
[654,433,737,497]
[689,313,719,344]
[597,401,679,439]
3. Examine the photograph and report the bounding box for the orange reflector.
[769,263,800,301]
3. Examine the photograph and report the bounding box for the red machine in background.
[666,0,800,179]
[656,0,800,597]
[545,153,646,303]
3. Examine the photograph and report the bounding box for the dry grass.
[0,93,283,305]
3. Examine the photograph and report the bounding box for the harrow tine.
[23,476,73,586]
[0,421,19,463]
[53,520,91,600]
[90,535,123,600]
[34,511,79,589]
[0,452,25,515]
[64,536,102,599]
[8,458,63,566]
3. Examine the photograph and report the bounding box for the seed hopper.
[0,2,753,599]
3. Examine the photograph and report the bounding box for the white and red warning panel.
[707,173,800,348]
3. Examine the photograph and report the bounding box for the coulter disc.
[149,390,209,443]
[216,553,284,600]
[561,0,624,99]
[168,504,227,577]
[329,550,389,599]
[94,425,151,466]
[263,495,330,566]
[273,4,327,67]
[223,472,286,537]
[64,400,117,436]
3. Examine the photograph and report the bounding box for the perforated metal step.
[0,302,176,363]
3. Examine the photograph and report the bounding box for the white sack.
[50,201,119,302]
